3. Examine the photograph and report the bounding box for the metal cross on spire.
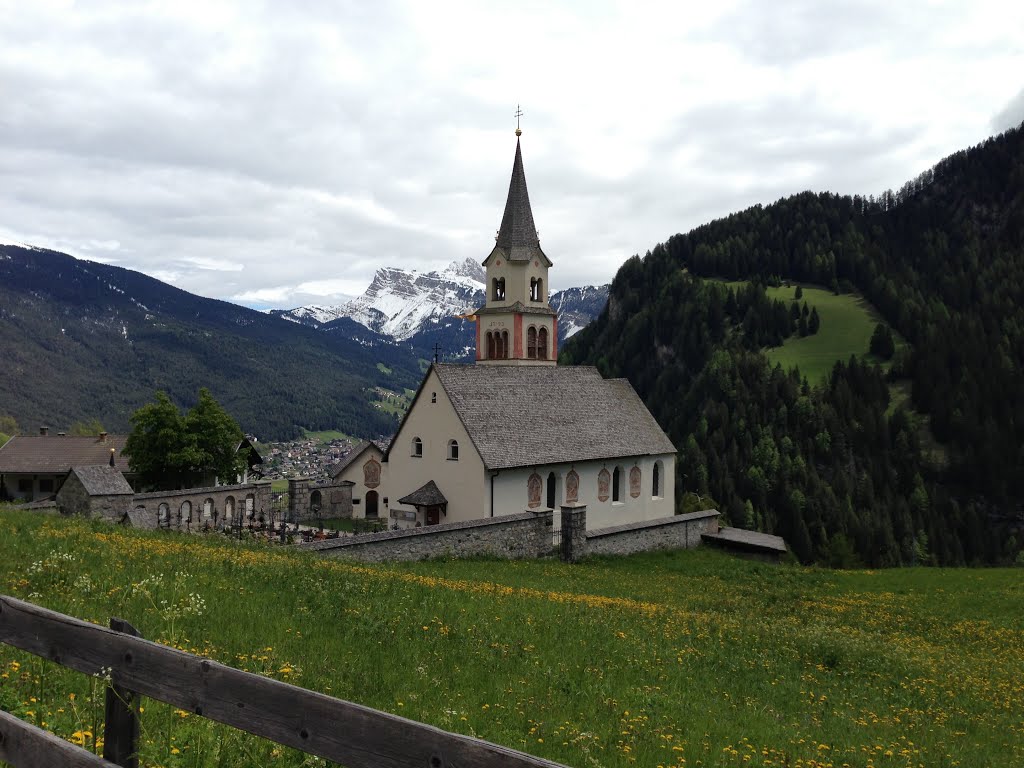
[514,104,523,136]
[433,343,442,363]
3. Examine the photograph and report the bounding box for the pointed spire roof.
[496,138,540,251]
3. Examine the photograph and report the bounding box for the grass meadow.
[721,282,892,384]
[1,508,1021,768]
[301,429,354,443]
[762,286,885,384]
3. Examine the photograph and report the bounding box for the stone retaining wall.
[584,509,720,557]
[301,510,554,563]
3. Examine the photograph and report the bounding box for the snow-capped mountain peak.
[272,257,608,346]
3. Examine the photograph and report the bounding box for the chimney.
[99,431,108,443]
[110,448,116,467]
[39,426,49,436]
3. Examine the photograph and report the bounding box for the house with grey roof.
[375,129,677,530]
[0,430,132,502]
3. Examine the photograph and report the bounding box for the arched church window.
[431,392,437,403]
[530,277,538,301]
[501,330,509,359]
[538,327,548,360]
[487,331,496,359]
[528,326,537,358]
[411,437,423,457]
[612,466,622,503]
[492,277,505,301]
[546,471,558,509]
[447,440,459,460]
[653,461,662,498]
[536,278,544,302]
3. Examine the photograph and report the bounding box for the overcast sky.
[2,1,1023,310]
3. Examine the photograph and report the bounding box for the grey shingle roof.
[0,435,130,474]
[398,480,447,507]
[492,138,550,265]
[432,364,676,470]
[68,465,134,496]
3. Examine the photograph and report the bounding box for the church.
[337,128,677,530]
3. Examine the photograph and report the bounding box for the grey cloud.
[712,0,949,66]
[1,1,1018,308]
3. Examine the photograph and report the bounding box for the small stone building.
[56,465,135,522]
[329,440,387,520]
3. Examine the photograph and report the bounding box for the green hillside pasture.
[723,281,892,384]
[301,428,353,443]
[0,509,1021,767]
[765,285,881,383]
[371,386,412,417]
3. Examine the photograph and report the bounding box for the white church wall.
[490,453,676,530]
[385,369,487,527]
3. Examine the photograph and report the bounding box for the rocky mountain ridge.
[272,257,609,349]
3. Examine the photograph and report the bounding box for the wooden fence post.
[102,618,140,768]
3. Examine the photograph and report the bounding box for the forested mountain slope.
[563,122,1024,566]
[0,245,420,438]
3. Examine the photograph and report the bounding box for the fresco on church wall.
[527,472,542,508]
[630,466,642,498]
[363,458,381,489]
[565,470,579,503]
[597,468,610,502]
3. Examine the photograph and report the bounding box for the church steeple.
[474,121,558,367]
[496,139,541,253]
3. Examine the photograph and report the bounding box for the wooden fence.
[0,595,566,768]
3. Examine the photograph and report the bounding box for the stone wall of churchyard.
[301,510,554,563]
[583,509,720,557]
[129,481,273,531]
[298,506,722,564]
[287,477,354,522]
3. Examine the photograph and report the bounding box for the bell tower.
[475,117,557,366]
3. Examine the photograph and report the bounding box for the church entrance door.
[366,490,379,518]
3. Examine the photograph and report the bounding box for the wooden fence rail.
[0,595,566,768]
